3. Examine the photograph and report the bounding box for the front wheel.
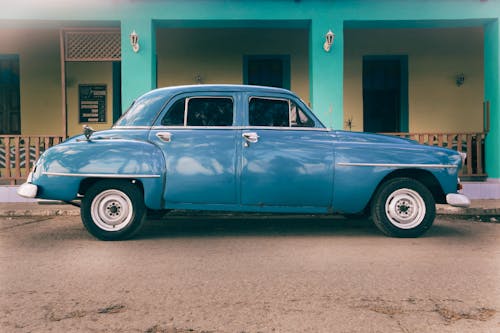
[371,178,436,238]
[81,180,146,240]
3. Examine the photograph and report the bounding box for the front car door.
[240,95,335,210]
[149,92,238,206]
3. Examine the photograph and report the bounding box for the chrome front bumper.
[446,193,471,208]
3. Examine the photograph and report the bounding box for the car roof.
[147,84,293,96]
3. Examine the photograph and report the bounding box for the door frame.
[362,55,409,133]
[243,55,291,90]
[0,54,21,135]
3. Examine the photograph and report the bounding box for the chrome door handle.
[156,132,172,142]
[242,132,259,143]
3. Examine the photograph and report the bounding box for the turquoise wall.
[484,20,500,178]
[121,18,157,109]
[2,0,500,177]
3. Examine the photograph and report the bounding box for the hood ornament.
[83,125,96,141]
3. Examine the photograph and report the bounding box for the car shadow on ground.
[135,213,473,240]
[12,214,473,242]
[138,214,383,239]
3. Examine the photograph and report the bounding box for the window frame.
[159,95,235,128]
[248,96,291,128]
[247,96,318,129]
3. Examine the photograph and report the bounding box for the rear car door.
[240,95,335,208]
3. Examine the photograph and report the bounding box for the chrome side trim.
[43,172,161,178]
[337,162,457,169]
[152,125,237,130]
[243,126,329,131]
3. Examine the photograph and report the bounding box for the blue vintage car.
[18,85,469,240]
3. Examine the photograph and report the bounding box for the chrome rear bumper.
[17,182,38,198]
[446,193,471,208]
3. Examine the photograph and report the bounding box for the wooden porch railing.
[383,132,487,180]
[0,135,64,185]
[0,132,489,185]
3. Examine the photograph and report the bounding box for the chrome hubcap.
[91,189,133,231]
[385,188,426,229]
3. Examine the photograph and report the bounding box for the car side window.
[161,97,233,126]
[248,97,315,128]
[249,97,289,127]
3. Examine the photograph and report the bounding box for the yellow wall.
[0,29,62,135]
[66,62,114,137]
[344,27,484,132]
[0,29,114,137]
[1,27,484,136]
[156,28,310,102]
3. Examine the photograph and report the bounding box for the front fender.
[32,138,165,208]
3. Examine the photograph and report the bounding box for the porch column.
[309,18,344,129]
[120,18,157,112]
[484,20,500,179]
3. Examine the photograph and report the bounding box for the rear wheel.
[81,180,146,241]
[371,177,435,237]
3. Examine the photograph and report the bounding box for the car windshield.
[114,91,168,127]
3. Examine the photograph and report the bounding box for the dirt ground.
[1,215,499,332]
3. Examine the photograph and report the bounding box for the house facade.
[1,0,499,199]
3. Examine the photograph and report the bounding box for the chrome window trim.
[336,162,457,169]
[150,125,330,131]
[112,126,151,129]
[43,172,161,178]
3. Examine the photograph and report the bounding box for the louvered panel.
[65,30,121,61]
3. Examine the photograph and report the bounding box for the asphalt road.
[0,214,499,333]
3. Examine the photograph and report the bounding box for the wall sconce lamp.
[455,73,465,87]
[130,30,140,53]
[323,30,335,52]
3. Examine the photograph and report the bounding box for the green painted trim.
[0,54,19,60]
[112,61,121,123]
[242,55,290,90]
[345,19,494,29]
[156,19,310,29]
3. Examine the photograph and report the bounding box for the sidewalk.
[0,200,499,217]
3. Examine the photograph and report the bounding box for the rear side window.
[290,101,315,127]
[249,97,315,128]
[161,97,233,127]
